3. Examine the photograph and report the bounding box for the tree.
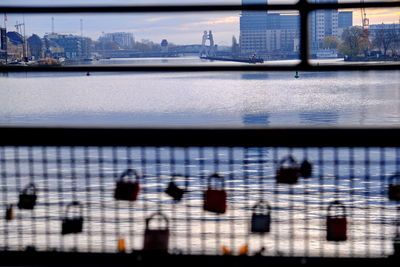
[372,25,398,56]
[323,36,340,50]
[338,27,370,58]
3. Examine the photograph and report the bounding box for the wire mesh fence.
[1,145,399,258]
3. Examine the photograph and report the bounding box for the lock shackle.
[389,173,400,184]
[146,212,169,230]
[207,172,225,189]
[21,183,36,195]
[327,200,346,217]
[252,201,271,215]
[118,168,140,182]
[64,201,83,219]
[279,155,299,167]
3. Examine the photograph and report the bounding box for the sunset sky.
[1,0,399,45]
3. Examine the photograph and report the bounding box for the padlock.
[114,168,140,201]
[393,223,400,257]
[5,204,14,221]
[250,201,271,234]
[300,159,312,178]
[61,201,84,235]
[276,156,300,184]
[143,212,169,252]
[203,173,227,214]
[326,200,347,241]
[18,183,37,209]
[165,174,185,202]
[388,174,400,201]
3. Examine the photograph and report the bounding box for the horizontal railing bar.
[0,251,396,266]
[1,63,400,72]
[0,126,399,147]
[0,2,400,13]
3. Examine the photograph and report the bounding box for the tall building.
[239,0,299,58]
[338,11,353,29]
[239,0,268,56]
[338,11,353,37]
[99,32,134,49]
[309,0,339,51]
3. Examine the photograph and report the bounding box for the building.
[27,34,43,59]
[99,32,134,49]
[239,0,268,57]
[0,27,6,60]
[45,33,92,59]
[338,11,353,37]
[239,0,300,58]
[309,0,339,52]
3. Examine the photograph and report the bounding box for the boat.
[200,55,264,64]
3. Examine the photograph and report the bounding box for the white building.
[99,32,134,48]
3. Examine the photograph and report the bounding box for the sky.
[1,0,400,45]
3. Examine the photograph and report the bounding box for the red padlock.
[388,174,400,201]
[114,168,140,201]
[326,200,347,241]
[203,173,227,214]
[143,212,170,252]
[276,156,300,184]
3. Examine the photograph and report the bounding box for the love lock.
[326,200,347,241]
[300,159,312,178]
[143,212,170,252]
[18,183,37,210]
[203,173,227,214]
[5,204,14,221]
[276,156,300,184]
[114,168,140,201]
[388,174,400,201]
[165,174,186,202]
[61,201,84,235]
[250,200,271,234]
[393,222,400,256]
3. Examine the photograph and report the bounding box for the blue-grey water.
[0,58,399,258]
[1,57,400,126]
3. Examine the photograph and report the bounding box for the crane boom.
[360,0,369,29]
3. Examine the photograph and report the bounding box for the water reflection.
[242,113,270,125]
[241,73,269,80]
[299,111,339,125]
[1,64,400,126]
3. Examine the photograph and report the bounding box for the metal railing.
[1,1,400,266]
[0,127,399,264]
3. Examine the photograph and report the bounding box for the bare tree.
[372,25,398,56]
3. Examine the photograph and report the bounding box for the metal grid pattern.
[1,145,399,258]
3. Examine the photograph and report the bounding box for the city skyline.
[1,0,400,45]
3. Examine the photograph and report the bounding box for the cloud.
[192,16,239,26]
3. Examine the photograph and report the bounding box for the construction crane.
[360,0,370,56]
[14,21,27,61]
[360,0,369,29]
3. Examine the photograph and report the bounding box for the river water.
[1,57,400,126]
[0,58,399,258]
